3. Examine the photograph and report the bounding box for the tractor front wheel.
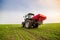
[22,22,25,27]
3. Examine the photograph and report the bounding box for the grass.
[0,23,60,40]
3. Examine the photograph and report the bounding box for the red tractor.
[22,13,46,28]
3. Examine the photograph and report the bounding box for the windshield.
[28,15,34,18]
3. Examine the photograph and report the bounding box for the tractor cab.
[24,13,34,20]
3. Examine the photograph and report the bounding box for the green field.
[0,23,60,40]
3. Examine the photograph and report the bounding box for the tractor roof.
[28,13,34,15]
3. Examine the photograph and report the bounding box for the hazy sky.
[0,0,60,24]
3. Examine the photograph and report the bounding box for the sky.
[0,0,60,24]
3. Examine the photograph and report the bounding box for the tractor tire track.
[5,29,17,40]
[6,34,17,40]
[19,28,36,40]
[27,28,48,40]
[15,30,25,40]
[23,28,42,40]
[7,28,25,40]
[21,28,37,40]
[17,28,32,40]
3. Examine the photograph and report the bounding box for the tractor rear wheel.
[33,23,38,28]
[25,20,32,29]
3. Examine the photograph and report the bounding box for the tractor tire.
[25,20,32,29]
[33,23,38,28]
[22,22,25,27]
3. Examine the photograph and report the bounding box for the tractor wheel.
[25,20,32,29]
[33,23,38,28]
[22,22,25,27]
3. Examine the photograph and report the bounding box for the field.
[0,23,60,40]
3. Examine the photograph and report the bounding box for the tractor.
[22,13,45,29]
